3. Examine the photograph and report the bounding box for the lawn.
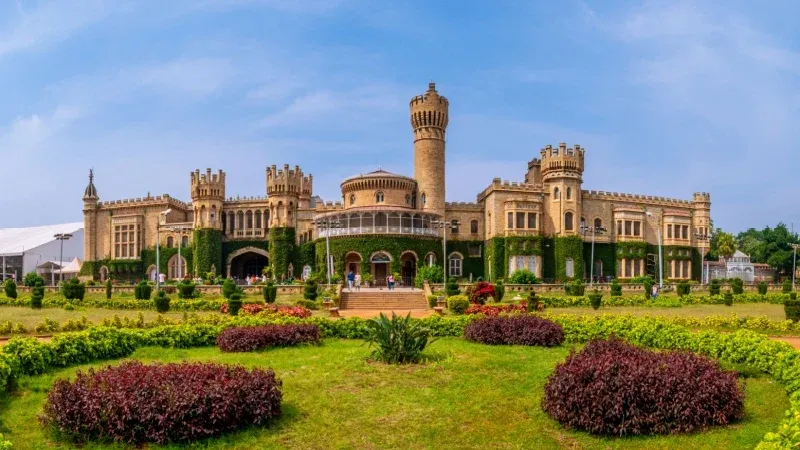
[0,338,787,449]
[549,303,788,321]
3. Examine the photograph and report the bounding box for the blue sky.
[1,0,799,233]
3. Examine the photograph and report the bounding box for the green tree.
[735,223,799,276]
[716,231,737,261]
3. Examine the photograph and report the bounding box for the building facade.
[80,83,712,284]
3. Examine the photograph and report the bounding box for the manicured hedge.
[41,361,282,445]
[543,338,744,435]
[464,316,564,347]
[538,292,790,308]
[216,325,320,352]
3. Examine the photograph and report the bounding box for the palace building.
[80,83,712,285]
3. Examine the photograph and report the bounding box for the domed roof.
[342,168,415,184]
[83,169,98,199]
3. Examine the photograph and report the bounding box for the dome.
[83,169,98,199]
[340,169,417,210]
[342,169,415,184]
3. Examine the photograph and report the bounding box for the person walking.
[388,274,395,291]
[347,270,355,291]
[651,283,659,301]
[354,272,362,291]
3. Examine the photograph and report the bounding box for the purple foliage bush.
[463,315,564,347]
[40,361,282,445]
[542,338,745,435]
[217,324,320,352]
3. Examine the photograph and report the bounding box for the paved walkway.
[338,309,434,319]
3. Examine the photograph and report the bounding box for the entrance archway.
[145,265,157,282]
[370,251,392,287]
[226,246,269,280]
[345,252,363,276]
[400,251,417,287]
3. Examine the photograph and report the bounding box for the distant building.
[708,250,767,282]
[36,258,83,285]
[0,223,84,282]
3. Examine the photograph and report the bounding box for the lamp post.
[155,209,172,291]
[432,219,460,288]
[581,224,607,286]
[53,233,73,284]
[314,218,340,286]
[645,211,663,288]
[170,226,192,280]
[694,232,711,284]
[792,243,799,292]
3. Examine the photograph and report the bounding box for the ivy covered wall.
[269,227,296,278]
[297,242,316,273]
[221,240,268,269]
[313,236,442,277]
[446,240,485,281]
[582,242,616,278]
[484,237,505,282]
[141,247,193,278]
[193,229,222,277]
[541,237,556,281]
[554,236,584,281]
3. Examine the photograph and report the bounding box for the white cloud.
[0,106,81,154]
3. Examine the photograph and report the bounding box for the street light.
[53,233,73,285]
[645,211,664,288]
[155,209,172,291]
[792,243,799,292]
[314,218,340,286]
[695,232,711,284]
[170,226,193,280]
[581,224,607,286]
[432,219,460,288]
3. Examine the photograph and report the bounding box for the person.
[246,276,251,286]
[354,272,362,291]
[388,274,395,290]
[347,270,355,291]
[651,283,659,300]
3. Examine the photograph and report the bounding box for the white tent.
[0,222,84,281]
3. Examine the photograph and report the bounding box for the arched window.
[470,219,478,234]
[553,187,560,200]
[350,194,356,205]
[594,218,602,230]
[564,212,574,231]
[166,236,174,248]
[237,211,244,230]
[425,252,437,267]
[255,210,262,229]
[451,219,460,234]
[181,236,189,248]
[580,217,586,231]
[565,257,575,278]
[246,211,253,229]
[448,252,463,277]
[421,193,427,206]
[167,254,187,280]
[566,187,572,200]
[405,194,411,205]
[375,192,385,203]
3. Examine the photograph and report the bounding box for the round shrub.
[3,280,16,299]
[40,361,282,445]
[785,298,800,322]
[588,290,602,310]
[464,315,564,347]
[447,295,469,314]
[445,277,460,297]
[217,324,320,352]
[154,290,170,313]
[542,338,744,436]
[610,280,622,297]
[61,278,85,301]
[731,278,744,294]
[227,292,243,316]
[427,295,439,308]
[757,282,768,295]
[23,272,44,287]
[508,269,540,285]
[677,281,690,297]
[177,282,196,299]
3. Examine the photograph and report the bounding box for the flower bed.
[542,338,744,435]
[219,303,312,318]
[464,303,527,316]
[464,315,564,347]
[217,324,321,352]
[40,361,282,445]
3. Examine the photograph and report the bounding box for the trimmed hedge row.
[0,295,262,311]
[0,314,798,447]
[464,316,564,347]
[217,325,320,352]
[538,293,791,308]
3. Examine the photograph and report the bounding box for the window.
[625,220,632,236]
[470,220,478,234]
[667,224,673,238]
[166,236,174,248]
[449,253,463,277]
[375,192,384,203]
[566,187,572,200]
[246,211,253,229]
[516,212,525,229]
[682,225,689,239]
[617,221,623,235]
[554,187,560,200]
[507,212,514,229]
[451,219,460,234]
[181,236,189,248]
[509,255,537,274]
[255,210,262,229]
[168,255,187,280]
[594,218,602,230]
[633,221,641,236]
[113,224,139,259]
[528,213,537,229]
[565,257,575,278]
[580,217,586,231]
[421,193,426,206]
[564,212,574,231]
[350,194,356,205]
[405,194,411,205]
[468,244,481,257]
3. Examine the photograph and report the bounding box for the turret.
[692,192,712,245]
[525,158,542,185]
[540,143,585,236]
[266,164,310,227]
[82,169,99,262]
[190,168,225,229]
[411,82,448,216]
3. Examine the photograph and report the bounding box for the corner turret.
[411,82,448,216]
[190,168,226,229]
[266,164,311,227]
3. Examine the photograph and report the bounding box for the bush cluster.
[564,280,584,296]
[508,269,540,285]
[216,324,320,352]
[60,278,85,301]
[176,281,196,299]
[464,315,564,347]
[154,290,171,313]
[3,280,16,299]
[731,278,744,295]
[542,338,744,435]
[40,361,282,445]
[447,295,469,314]
[218,303,312,318]
[134,281,151,300]
[464,303,526,316]
[785,299,800,322]
[23,272,44,287]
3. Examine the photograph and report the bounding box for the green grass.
[0,339,787,449]
[548,303,788,321]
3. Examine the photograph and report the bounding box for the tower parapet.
[190,168,225,229]
[411,82,448,215]
[540,143,585,182]
[266,164,311,227]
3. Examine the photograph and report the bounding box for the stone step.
[340,291,427,310]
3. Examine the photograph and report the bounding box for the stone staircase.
[339,289,428,310]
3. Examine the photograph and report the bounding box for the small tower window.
[470,220,478,234]
[421,193,427,206]
[376,192,385,203]
[350,194,356,205]
[566,187,572,200]
[554,187,560,200]
[405,194,411,205]
[565,212,574,231]
[166,236,174,248]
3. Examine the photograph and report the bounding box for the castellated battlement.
[540,143,585,176]
[445,202,483,211]
[190,168,226,200]
[582,190,693,207]
[266,164,313,196]
[693,192,711,202]
[315,201,344,211]
[98,195,189,210]
[410,82,449,132]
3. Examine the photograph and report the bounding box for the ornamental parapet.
[314,208,442,238]
[584,190,693,207]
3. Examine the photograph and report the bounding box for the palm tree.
[716,231,737,262]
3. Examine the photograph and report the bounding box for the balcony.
[230,229,265,239]
[315,209,442,239]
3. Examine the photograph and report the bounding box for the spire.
[83,168,98,199]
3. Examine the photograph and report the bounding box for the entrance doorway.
[345,252,362,276]
[230,252,269,281]
[400,252,417,287]
[370,252,391,287]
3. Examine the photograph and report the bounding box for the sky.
[1,0,799,234]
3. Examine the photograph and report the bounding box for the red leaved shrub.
[217,324,320,352]
[469,281,496,304]
[465,303,527,316]
[542,338,745,436]
[40,361,282,445]
[219,303,312,318]
[464,315,564,346]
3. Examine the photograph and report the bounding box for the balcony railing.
[232,229,265,238]
[318,226,440,238]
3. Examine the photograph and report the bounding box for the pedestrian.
[347,270,355,291]
[388,274,395,290]
[354,272,362,291]
[651,283,658,300]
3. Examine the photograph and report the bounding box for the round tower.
[692,192,712,249]
[190,168,225,229]
[411,82,448,216]
[540,143,585,236]
[266,164,306,227]
[82,169,100,263]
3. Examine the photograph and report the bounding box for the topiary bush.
[445,277,460,297]
[464,315,564,347]
[758,282,768,295]
[364,312,434,364]
[526,290,539,313]
[542,338,744,436]
[494,281,505,302]
[40,361,282,445]
[783,279,792,294]
[724,291,734,306]
[227,292,243,316]
[588,289,602,310]
[447,295,469,314]
[262,281,277,304]
[3,280,16,299]
[610,280,622,297]
[643,278,654,299]
[105,279,112,300]
[23,272,44,287]
[565,280,585,296]
[154,290,170,313]
[177,282,196,299]
[222,278,237,299]
[60,278,85,301]
[785,299,800,322]
[31,281,44,309]
[677,281,690,297]
[303,278,318,301]
[710,279,721,296]
[217,324,320,352]
[731,278,744,295]
[134,281,151,300]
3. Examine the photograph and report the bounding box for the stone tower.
[82,169,99,262]
[411,82,448,216]
[190,169,225,229]
[266,164,310,227]
[692,192,712,250]
[541,143,585,236]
